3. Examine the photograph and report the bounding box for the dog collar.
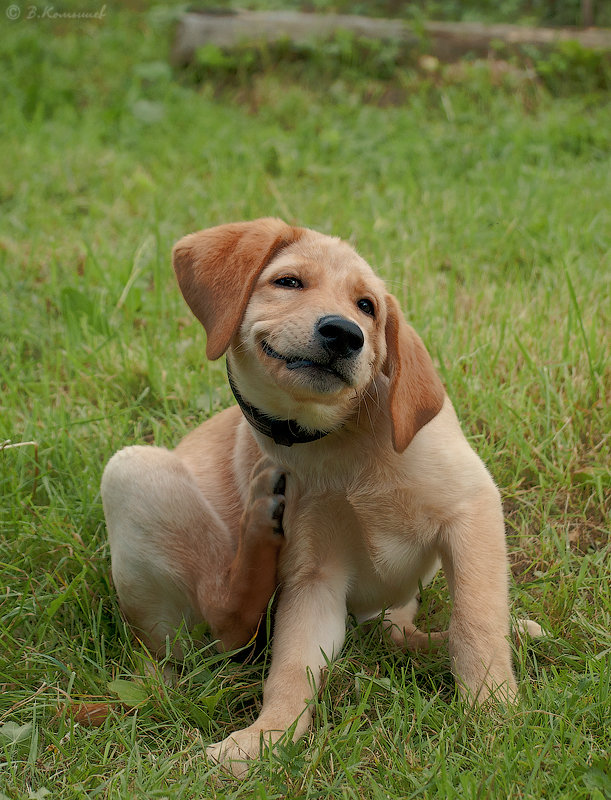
[226,361,330,448]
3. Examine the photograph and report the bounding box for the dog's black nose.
[316,315,364,357]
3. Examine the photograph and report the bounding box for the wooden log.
[426,19,611,61]
[172,9,611,66]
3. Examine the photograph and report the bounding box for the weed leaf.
[107,679,149,707]
[0,722,33,743]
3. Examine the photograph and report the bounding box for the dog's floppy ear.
[172,218,303,360]
[383,294,445,453]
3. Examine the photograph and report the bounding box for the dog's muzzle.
[265,316,364,384]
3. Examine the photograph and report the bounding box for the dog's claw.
[273,473,286,495]
[271,499,285,536]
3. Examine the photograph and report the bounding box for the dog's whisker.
[371,376,381,410]
[361,384,381,414]
[361,393,379,447]
[353,391,363,428]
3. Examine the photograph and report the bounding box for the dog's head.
[173,218,444,452]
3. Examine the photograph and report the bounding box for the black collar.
[226,361,331,448]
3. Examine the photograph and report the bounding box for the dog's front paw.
[206,725,278,778]
[455,665,518,706]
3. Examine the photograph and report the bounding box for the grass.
[0,4,610,799]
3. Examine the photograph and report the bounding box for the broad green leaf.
[0,721,33,743]
[107,679,149,706]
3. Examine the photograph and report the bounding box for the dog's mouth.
[261,340,348,384]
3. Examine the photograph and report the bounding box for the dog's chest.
[344,489,440,614]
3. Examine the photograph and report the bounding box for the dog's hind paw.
[244,458,287,540]
[514,618,546,638]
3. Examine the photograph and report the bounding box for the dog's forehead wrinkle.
[268,234,380,286]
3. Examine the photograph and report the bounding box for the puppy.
[102,218,534,776]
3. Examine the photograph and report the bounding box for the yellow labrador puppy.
[102,218,534,775]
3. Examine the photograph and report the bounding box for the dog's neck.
[226,361,332,448]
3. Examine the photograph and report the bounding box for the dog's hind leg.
[101,446,284,656]
[102,445,222,657]
[202,457,286,651]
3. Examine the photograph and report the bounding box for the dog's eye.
[274,276,303,289]
[357,298,375,317]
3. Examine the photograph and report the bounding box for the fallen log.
[172,9,611,66]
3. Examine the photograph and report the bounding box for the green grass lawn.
[1,5,609,798]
